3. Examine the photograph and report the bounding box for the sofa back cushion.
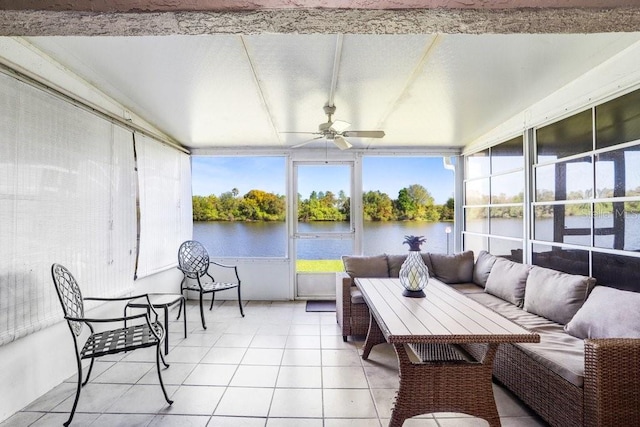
[387,253,433,278]
[473,250,498,287]
[342,255,389,278]
[429,251,474,284]
[564,286,640,339]
[524,266,596,325]
[485,258,531,307]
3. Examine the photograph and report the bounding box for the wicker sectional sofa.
[336,251,640,427]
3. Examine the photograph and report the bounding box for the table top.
[127,293,184,308]
[355,278,539,345]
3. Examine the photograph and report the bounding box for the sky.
[191,156,455,204]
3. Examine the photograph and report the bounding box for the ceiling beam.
[2,8,640,36]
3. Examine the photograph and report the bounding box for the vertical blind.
[133,131,192,278]
[0,70,191,345]
[0,72,137,345]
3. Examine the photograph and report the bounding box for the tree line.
[193,184,454,222]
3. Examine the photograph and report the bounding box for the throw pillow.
[387,253,434,278]
[429,251,474,284]
[484,258,531,307]
[523,266,596,325]
[342,255,389,278]
[472,250,498,288]
[564,286,640,339]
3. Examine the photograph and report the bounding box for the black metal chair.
[177,240,244,329]
[51,264,173,427]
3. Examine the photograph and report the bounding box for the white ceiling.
[25,33,640,151]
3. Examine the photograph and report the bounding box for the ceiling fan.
[286,105,385,150]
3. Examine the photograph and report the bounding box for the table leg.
[163,306,169,355]
[389,342,501,427]
[181,296,187,338]
[362,312,386,360]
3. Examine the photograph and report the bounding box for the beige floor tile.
[500,417,549,427]
[0,412,46,427]
[250,334,289,348]
[178,332,221,347]
[215,387,274,417]
[363,365,400,389]
[54,383,131,413]
[93,361,153,384]
[148,414,211,426]
[289,324,321,335]
[106,384,176,413]
[183,364,237,386]
[320,324,342,335]
[214,334,255,348]
[281,349,322,366]
[324,419,383,427]
[29,412,99,426]
[166,346,210,364]
[276,366,322,388]
[434,417,490,426]
[91,413,155,426]
[321,335,357,349]
[321,349,363,366]
[285,335,321,349]
[370,388,397,420]
[138,362,195,385]
[266,418,323,427]
[162,385,225,416]
[23,382,77,412]
[256,324,291,335]
[323,389,378,418]
[393,417,439,426]
[208,416,267,426]
[230,365,279,387]
[269,388,323,418]
[201,347,247,364]
[322,366,369,388]
[241,348,285,365]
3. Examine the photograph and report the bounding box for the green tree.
[363,190,394,221]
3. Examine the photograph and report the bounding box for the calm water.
[194,215,640,259]
[193,221,453,258]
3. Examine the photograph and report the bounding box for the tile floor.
[2,300,548,426]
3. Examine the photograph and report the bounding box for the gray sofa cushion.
[485,258,531,307]
[429,251,474,284]
[468,292,586,387]
[473,250,497,287]
[342,255,389,278]
[387,253,433,278]
[565,286,640,339]
[350,288,365,304]
[524,266,596,325]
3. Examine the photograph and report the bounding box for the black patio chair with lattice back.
[177,240,244,329]
[51,263,173,427]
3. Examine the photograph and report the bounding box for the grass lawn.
[296,259,344,272]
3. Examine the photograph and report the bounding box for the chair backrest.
[51,263,84,336]
[178,240,210,277]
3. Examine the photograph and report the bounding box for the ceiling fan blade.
[342,130,385,138]
[330,120,351,133]
[281,131,322,135]
[291,136,324,149]
[333,135,352,150]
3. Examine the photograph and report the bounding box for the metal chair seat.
[184,280,239,293]
[80,322,164,359]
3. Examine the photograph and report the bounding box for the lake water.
[193,221,453,258]
[193,214,640,259]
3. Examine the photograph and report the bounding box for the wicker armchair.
[177,240,244,329]
[51,264,173,427]
[336,271,370,341]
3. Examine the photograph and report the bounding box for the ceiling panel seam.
[375,34,442,131]
[240,34,280,145]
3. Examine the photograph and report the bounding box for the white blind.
[0,72,137,345]
[135,134,192,278]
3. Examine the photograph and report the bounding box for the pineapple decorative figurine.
[399,235,429,298]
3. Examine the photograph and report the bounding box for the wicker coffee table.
[355,277,539,427]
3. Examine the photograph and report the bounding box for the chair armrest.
[84,294,161,322]
[209,261,241,282]
[336,272,353,316]
[584,338,640,427]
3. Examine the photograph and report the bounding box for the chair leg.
[65,353,83,427]
[209,292,215,310]
[199,292,207,329]
[237,285,244,317]
[176,290,185,320]
[82,358,95,386]
[155,345,173,405]
[159,347,170,369]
